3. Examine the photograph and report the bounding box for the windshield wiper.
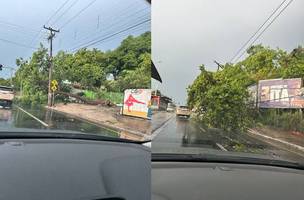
[152,153,304,170]
[0,130,146,144]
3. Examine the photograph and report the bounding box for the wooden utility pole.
[43,26,59,107]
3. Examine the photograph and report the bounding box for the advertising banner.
[258,78,304,108]
[123,89,152,119]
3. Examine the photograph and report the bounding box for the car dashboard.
[0,138,150,200]
[152,162,304,200]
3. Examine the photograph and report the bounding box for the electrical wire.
[69,18,150,52]
[50,0,79,26]
[45,0,71,25]
[0,37,37,49]
[230,0,288,63]
[69,11,149,50]
[234,0,294,63]
[59,0,97,29]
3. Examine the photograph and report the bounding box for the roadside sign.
[122,89,151,119]
[258,78,304,108]
[51,80,58,92]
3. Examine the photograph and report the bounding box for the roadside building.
[151,90,172,110]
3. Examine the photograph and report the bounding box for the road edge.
[248,128,304,154]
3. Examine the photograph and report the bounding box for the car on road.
[0,86,14,108]
[176,106,191,118]
[166,103,175,112]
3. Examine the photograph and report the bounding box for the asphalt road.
[152,116,304,163]
[0,105,117,137]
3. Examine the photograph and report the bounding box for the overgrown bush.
[258,109,304,132]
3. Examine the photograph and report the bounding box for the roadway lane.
[0,105,118,137]
[152,116,304,163]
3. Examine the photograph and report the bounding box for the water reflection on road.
[0,106,118,137]
[152,116,304,163]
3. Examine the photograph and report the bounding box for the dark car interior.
[0,132,151,200]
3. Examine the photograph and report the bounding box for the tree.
[12,31,151,104]
[187,44,304,131]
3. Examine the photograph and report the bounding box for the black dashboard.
[152,162,304,200]
[0,138,150,200]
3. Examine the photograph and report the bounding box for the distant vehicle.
[0,86,14,108]
[166,103,175,112]
[176,106,191,118]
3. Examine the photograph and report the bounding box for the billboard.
[122,89,152,119]
[258,78,304,108]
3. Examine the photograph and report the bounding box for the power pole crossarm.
[214,60,224,71]
[43,25,59,107]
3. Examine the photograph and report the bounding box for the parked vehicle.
[166,103,175,112]
[0,86,14,108]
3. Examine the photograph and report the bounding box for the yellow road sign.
[51,85,57,92]
[51,80,58,92]
[51,80,58,86]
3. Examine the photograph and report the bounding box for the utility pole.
[214,60,223,71]
[43,25,59,107]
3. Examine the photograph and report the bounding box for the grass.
[83,90,123,104]
[96,91,123,104]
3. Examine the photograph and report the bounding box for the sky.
[0,0,150,77]
[152,0,304,105]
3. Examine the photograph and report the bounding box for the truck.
[176,106,191,118]
[0,86,14,108]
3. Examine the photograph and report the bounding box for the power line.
[29,0,77,47]
[71,2,146,43]
[0,20,41,34]
[234,0,294,63]
[69,11,149,50]
[50,0,79,26]
[0,37,37,49]
[69,16,149,51]
[230,0,288,63]
[45,0,71,25]
[83,21,150,49]
[70,18,150,52]
[59,0,97,29]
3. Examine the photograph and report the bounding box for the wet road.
[152,116,304,163]
[0,105,118,137]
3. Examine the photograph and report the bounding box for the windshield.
[0,0,151,142]
[151,0,304,166]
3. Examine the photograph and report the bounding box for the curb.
[247,128,304,153]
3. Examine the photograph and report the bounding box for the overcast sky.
[0,0,150,77]
[152,0,304,105]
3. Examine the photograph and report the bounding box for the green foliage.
[187,44,304,131]
[83,90,96,100]
[112,52,151,91]
[96,91,123,104]
[188,65,253,131]
[0,78,11,86]
[13,32,151,105]
[258,109,304,132]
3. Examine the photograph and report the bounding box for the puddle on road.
[0,106,118,138]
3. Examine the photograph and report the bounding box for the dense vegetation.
[187,45,304,131]
[12,32,151,105]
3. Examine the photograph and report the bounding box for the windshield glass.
[151,0,304,165]
[0,0,151,142]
